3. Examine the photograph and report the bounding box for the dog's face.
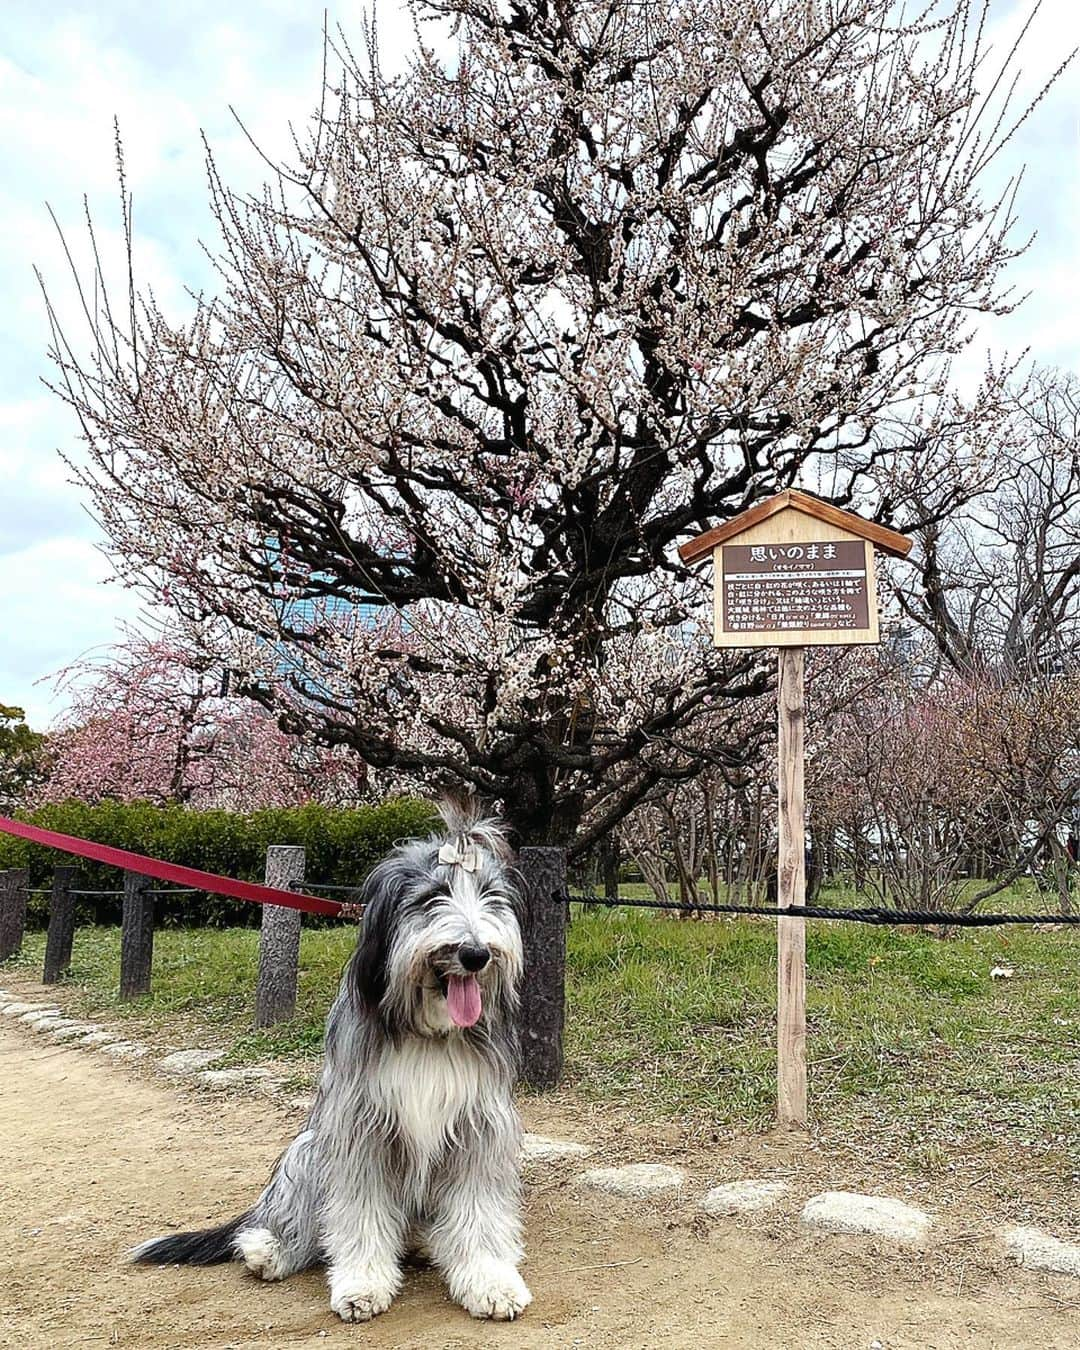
[396,861,524,1037]
[349,822,524,1039]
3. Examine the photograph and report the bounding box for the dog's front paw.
[328,1267,399,1323]
[456,1263,533,1321]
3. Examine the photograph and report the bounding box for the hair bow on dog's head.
[438,838,480,872]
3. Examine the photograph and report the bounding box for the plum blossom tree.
[44,0,1050,847]
[894,367,1080,679]
[37,628,370,809]
[808,655,1080,914]
[615,643,896,908]
[615,694,776,910]
[809,669,993,912]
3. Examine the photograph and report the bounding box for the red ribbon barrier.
[0,815,349,919]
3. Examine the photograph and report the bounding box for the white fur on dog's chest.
[373,1035,486,1159]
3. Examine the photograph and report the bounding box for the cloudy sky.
[1,1,1078,728]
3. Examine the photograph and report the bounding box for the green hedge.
[0,798,436,928]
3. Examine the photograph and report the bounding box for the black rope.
[564,892,1080,927]
[291,880,362,894]
[68,887,204,897]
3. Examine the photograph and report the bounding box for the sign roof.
[678,489,913,564]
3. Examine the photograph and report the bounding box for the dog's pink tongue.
[446,974,482,1028]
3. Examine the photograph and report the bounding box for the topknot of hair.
[435,794,513,863]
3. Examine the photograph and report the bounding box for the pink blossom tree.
[37,627,370,809]
[44,0,1047,847]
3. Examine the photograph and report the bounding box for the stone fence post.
[255,845,305,1027]
[0,868,29,962]
[120,872,154,998]
[43,866,77,983]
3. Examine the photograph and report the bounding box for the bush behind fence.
[0,798,436,928]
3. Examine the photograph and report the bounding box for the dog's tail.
[130,1213,249,1266]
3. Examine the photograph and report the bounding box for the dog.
[133,800,532,1323]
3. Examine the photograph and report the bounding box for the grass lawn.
[6,884,1077,1175]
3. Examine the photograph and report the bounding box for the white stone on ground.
[196,1068,275,1089]
[18,1009,62,1025]
[579,1163,686,1197]
[158,1048,227,1075]
[999,1225,1080,1277]
[47,1023,101,1041]
[800,1191,931,1244]
[33,1018,80,1033]
[699,1180,790,1216]
[78,1031,120,1047]
[2,1002,45,1017]
[521,1133,592,1165]
[101,1042,150,1060]
[285,1095,314,1113]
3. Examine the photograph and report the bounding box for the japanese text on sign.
[720,540,870,633]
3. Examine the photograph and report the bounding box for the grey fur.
[133,803,532,1322]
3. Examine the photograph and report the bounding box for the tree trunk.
[602,837,619,901]
[501,766,583,851]
[1049,837,1073,917]
[806,831,824,905]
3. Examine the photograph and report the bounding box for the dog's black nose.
[458,943,490,972]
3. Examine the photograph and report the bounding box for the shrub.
[0,798,436,928]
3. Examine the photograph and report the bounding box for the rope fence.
[1,807,1075,1089]
[34,882,1075,928]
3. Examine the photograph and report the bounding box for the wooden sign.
[680,489,910,647]
[679,490,911,1129]
[720,537,872,642]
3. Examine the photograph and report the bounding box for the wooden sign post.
[679,490,911,1128]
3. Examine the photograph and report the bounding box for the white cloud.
[0,536,147,727]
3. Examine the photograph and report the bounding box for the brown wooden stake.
[777,646,807,1128]
[517,846,567,1090]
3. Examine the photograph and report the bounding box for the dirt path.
[1,1020,1076,1350]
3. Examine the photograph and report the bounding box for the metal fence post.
[120,872,154,998]
[255,845,305,1027]
[43,866,77,983]
[517,846,567,1089]
[0,868,29,961]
